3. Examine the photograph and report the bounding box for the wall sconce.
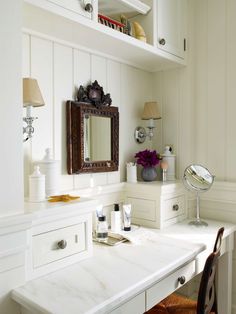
[23,78,45,142]
[134,101,161,143]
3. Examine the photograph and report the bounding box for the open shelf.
[98,0,151,18]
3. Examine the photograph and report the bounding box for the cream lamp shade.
[23,78,45,107]
[141,102,161,120]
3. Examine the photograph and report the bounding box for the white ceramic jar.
[37,148,60,197]
[29,165,45,202]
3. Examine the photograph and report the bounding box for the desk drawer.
[110,292,145,314]
[146,260,195,310]
[32,223,86,268]
[162,195,185,221]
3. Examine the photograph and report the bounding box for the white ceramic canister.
[126,163,137,183]
[29,165,45,202]
[161,146,176,181]
[36,148,60,197]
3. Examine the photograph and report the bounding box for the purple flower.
[135,149,160,168]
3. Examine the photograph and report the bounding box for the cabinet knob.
[172,204,179,211]
[178,276,186,285]
[159,38,166,45]
[84,2,93,13]
[57,240,67,249]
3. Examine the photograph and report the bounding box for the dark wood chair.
[146,227,224,314]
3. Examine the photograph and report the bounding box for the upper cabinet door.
[157,0,187,59]
[46,0,95,19]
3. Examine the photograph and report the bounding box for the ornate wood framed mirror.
[66,101,119,174]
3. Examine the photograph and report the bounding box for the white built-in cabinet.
[24,0,188,71]
[157,0,187,59]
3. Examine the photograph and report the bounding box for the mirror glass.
[84,115,111,161]
[183,164,214,192]
[183,164,214,227]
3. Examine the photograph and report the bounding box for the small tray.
[93,233,129,246]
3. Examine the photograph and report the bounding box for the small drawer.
[32,223,85,268]
[110,292,145,314]
[162,195,185,221]
[127,197,156,222]
[146,261,195,311]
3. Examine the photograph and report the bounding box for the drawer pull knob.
[178,276,186,285]
[84,3,93,13]
[173,204,179,211]
[159,38,166,45]
[57,240,67,249]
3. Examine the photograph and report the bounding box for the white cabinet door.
[157,0,187,59]
[48,0,94,19]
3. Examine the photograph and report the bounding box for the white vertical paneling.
[220,0,236,299]
[73,49,92,189]
[207,0,226,180]
[22,34,30,77]
[91,55,107,91]
[22,34,31,197]
[31,36,53,161]
[73,50,91,99]
[162,70,179,166]
[194,0,208,165]
[120,65,153,181]
[177,1,195,177]
[54,43,74,191]
[226,0,236,181]
[107,60,121,184]
[152,71,163,155]
[91,54,108,185]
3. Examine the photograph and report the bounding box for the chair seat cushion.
[146,293,215,314]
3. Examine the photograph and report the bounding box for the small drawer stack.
[125,181,187,229]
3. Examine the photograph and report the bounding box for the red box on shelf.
[98,14,125,33]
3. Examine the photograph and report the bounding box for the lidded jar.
[36,148,60,197]
[29,165,45,202]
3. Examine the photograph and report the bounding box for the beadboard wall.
[153,0,236,311]
[22,31,154,197]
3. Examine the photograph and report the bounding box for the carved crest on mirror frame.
[77,80,112,108]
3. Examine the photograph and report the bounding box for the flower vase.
[141,167,157,182]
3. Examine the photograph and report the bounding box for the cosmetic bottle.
[111,204,121,232]
[96,215,108,242]
[123,204,132,231]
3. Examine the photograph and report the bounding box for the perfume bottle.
[160,160,168,182]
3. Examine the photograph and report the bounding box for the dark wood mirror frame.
[66,101,119,174]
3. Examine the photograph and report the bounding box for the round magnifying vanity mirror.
[183,164,214,226]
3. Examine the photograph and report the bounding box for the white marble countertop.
[12,227,204,314]
[12,219,236,314]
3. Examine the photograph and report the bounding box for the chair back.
[197,227,224,314]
